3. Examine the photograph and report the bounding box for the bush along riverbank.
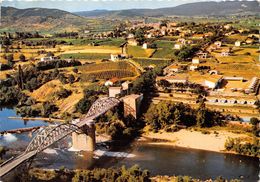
[12,166,242,182]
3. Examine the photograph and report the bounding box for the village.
[1,19,259,119]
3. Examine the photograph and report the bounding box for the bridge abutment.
[72,120,96,151]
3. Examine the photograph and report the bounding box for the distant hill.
[0,7,91,32]
[76,1,260,17]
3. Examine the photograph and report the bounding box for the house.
[127,33,135,39]
[163,64,182,75]
[104,77,119,86]
[214,41,222,48]
[219,98,227,103]
[174,43,183,50]
[197,51,208,59]
[207,97,218,103]
[128,38,138,46]
[192,57,200,64]
[227,98,236,104]
[209,70,219,75]
[109,87,122,97]
[192,34,204,39]
[245,38,253,44]
[167,65,180,73]
[247,99,256,105]
[156,75,188,84]
[40,56,56,62]
[235,41,241,47]
[204,75,223,89]
[189,64,198,71]
[142,43,148,49]
[248,77,259,93]
[220,48,232,57]
[110,54,119,61]
[122,81,132,91]
[237,99,247,105]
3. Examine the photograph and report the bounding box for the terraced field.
[78,61,139,80]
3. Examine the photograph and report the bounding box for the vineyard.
[133,58,172,68]
[60,53,111,60]
[78,61,139,80]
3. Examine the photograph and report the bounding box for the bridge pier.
[72,120,96,151]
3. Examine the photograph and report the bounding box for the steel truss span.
[0,97,120,178]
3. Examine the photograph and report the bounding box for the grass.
[152,48,176,59]
[127,46,155,58]
[60,53,110,60]
[155,40,175,48]
[133,58,172,68]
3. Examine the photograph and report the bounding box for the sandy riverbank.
[142,129,249,152]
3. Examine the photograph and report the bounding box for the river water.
[0,108,259,181]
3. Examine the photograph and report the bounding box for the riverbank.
[142,129,249,153]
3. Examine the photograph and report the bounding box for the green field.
[60,53,111,60]
[127,46,155,58]
[133,58,172,68]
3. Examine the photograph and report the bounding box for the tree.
[46,51,54,57]
[174,108,182,125]
[250,117,259,126]
[68,74,75,84]
[19,54,26,62]
[7,54,14,66]
[196,109,207,127]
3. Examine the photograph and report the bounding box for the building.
[104,77,119,86]
[122,94,143,119]
[197,51,208,59]
[189,64,198,71]
[157,75,188,84]
[121,81,132,92]
[220,49,231,57]
[248,77,259,93]
[204,75,223,89]
[40,56,56,62]
[167,65,180,73]
[235,41,241,47]
[128,38,138,46]
[110,54,119,61]
[214,41,222,48]
[142,43,148,49]
[192,57,200,64]
[174,43,183,50]
[108,87,123,97]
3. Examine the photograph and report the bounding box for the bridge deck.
[0,151,37,177]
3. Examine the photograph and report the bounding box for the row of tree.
[144,101,224,132]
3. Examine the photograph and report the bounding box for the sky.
[1,0,205,12]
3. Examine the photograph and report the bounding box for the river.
[0,108,259,181]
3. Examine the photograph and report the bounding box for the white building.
[189,65,198,71]
[192,57,200,64]
[214,41,222,48]
[235,41,241,47]
[110,54,119,62]
[204,75,223,89]
[142,43,148,49]
[40,56,55,62]
[109,87,122,97]
[174,43,183,50]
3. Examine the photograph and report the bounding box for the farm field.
[60,53,110,60]
[133,58,172,68]
[127,46,155,58]
[78,61,139,81]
